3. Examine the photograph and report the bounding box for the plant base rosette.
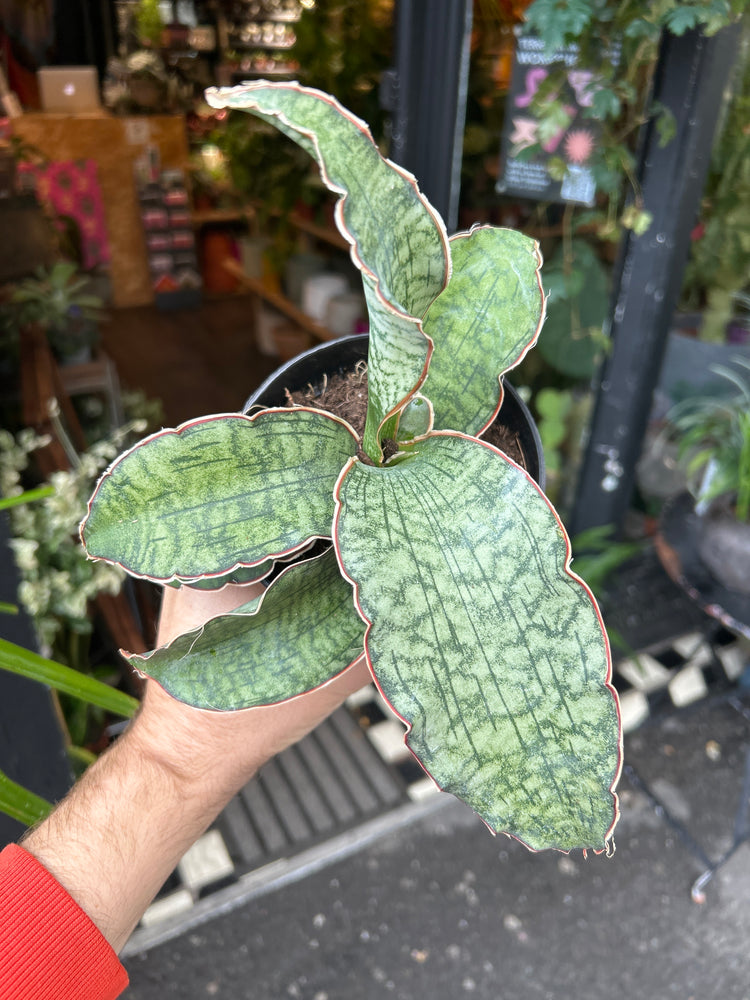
[81,82,621,854]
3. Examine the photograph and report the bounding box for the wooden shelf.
[222,257,338,343]
[191,207,252,226]
[288,211,349,251]
[191,205,350,252]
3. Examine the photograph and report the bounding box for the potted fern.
[81,82,621,854]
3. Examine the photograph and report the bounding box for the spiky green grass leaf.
[0,638,138,717]
[0,769,52,825]
[126,549,365,710]
[335,433,621,851]
[82,409,357,583]
[423,227,545,435]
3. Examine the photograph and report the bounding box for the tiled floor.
[132,621,749,946]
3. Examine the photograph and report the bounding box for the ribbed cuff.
[0,843,129,1000]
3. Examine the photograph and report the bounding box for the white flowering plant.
[0,426,138,653]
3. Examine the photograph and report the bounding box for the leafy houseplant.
[666,357,750,593]
[0,635,138,826]
[81,83,622,854]
[5,261,103,364]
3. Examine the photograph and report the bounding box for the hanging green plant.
[537,239,611,378]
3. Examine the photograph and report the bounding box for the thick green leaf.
[82,409,357,583]
[360,272,431,461]
[0,638,138,717]
[422,227,545,435]
[537,240,609,379]
[204,82,448,460]
[334,433,621,852]
[127,549,366,710]
[205,82,449,317]
[0,768,52,826]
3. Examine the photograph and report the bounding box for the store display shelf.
[222,257,337,342]
[228,66,298,78]
[228,40,296,50]
[190,206,349,252]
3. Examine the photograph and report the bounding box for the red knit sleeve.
[0,843,129,1000]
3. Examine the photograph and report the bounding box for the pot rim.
[245,333,545,489]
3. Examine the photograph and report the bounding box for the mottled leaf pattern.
[205,82,449,318]
[423,227,545,435]
[334,433,620,851]
[127,550,366,710]
[82,409,357,583]
[205,81,448,462]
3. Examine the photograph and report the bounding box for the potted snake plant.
[81,82,621,854]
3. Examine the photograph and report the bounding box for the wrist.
[129,683,267,806]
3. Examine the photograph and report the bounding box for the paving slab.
[124,693,750,1000]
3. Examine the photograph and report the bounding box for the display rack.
[216,0,305,82]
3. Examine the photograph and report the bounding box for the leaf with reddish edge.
[204,81,448,461]
[360,272,433,461]
[333,432,621,852]
[421,226,546,437]
[81,408,357,585]
[167,541,323,592]
[166,562,275,591]
[125,549,366,711]
[205,81,449,315]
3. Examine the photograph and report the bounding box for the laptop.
[37,66,101,114]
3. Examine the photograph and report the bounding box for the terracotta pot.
[200,230,240,293]
[244,333,545,489]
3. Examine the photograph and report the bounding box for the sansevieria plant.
[81,83,621,853]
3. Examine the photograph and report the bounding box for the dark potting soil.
[285,366,526,469]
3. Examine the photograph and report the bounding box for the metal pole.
[386,0,473,233]
[568,23,743,538]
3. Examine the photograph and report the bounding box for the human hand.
[22,580,371,952]
[135,581,372,801]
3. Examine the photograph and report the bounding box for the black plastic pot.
[245,333,545,489]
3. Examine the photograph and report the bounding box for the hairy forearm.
[20,583,370,953]
[21,701,242,953]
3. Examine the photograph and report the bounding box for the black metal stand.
[569,23,743,538]
[621,495,750,901]
[384,0,473,232]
